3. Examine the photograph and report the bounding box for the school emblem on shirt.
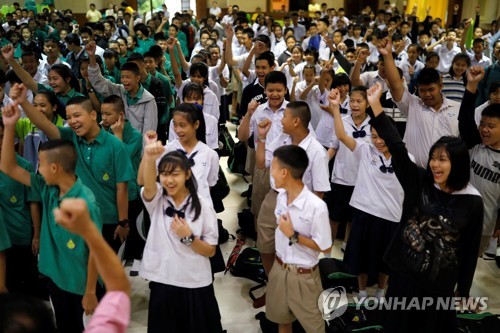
[102,173,110,182]
[67,239,76,250]
[9,195,17,204]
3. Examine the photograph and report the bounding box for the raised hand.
[257,118,272,138]
[9,83,28,104]
[85,41,96,57]
[367,82,384,107]
[377,38,392,56]
[144,130,158,145]
[0,102,21,128]
[466,66,485,84]
[225,24,234,40]
[166,37,176,51]
[328,88,341,107]
[464,19,472,30]
[110,115,125,137]
[453,4,459,13]
[144,141,165,161]
[247,100,260,116]
[1,44,14,62]
[356,49,369,62]
[53,198,93,236]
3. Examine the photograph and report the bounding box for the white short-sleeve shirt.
[330,115,372,185]
[274,186,332,268]
[140,185,218,288]
[349,143,411,222]
[266,133,330,193]
[176,80,221,120]
[359,71,389,92]
[396,89,460,168]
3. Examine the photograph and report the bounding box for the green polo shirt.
[0,155,35,246]
[0,215,12,252]
[104,65,121,83]
[125,85,144,106]
[153,71,173,124]
[137,37,155,53]
[106,120,142,200]
[161,53,175,82]
[118,51,130,66]
[37,84,84,107]
[59,127,135,224]
[30,174,101,295]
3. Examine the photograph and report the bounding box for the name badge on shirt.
[299,216,311,224]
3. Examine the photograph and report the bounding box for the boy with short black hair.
[266,144,332,332]
[0,104,102,332]
[86,41,158,135]
[9,83,135,253]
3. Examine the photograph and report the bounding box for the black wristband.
[118,219,129,228]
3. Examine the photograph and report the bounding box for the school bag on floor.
[326,303,383,333]
[457,311,500,333]
[319,258,359,293]
[218,124,235,157]
[227,246,267,301]
[227,141,247,174]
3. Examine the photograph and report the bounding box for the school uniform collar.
[345,114,371,127]
[253,77,264,88]
[262,100,287,113]
[287,185,309,210]
[125,84,144,103]
[143,73,152,89]
[60,88,78,98]
[58,177,84,201]
[77,127,106,145]
[166,193,192,210]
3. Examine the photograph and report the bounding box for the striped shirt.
[441,74,465,102]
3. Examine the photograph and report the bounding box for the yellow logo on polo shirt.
[103,173,110,181]
[67,239,75,249]
[10,196,17,204]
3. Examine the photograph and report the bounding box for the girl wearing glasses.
[324,86,372,253]
[328,87,411,301]
[140,146,222,333]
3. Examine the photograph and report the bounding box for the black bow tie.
[164,198,191,218]
[177,149,198,166]
[340,107,348,114]
[351,124,367,138]
[379,156,394,174]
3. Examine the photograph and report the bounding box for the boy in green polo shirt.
[0,118,43,297]
[101,95,145,274]
[0,103,101,332]
[9,83,135,253]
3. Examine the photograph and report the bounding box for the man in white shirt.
[209,1,222,19]
[290,13,307,42]
[380,38,460,168]
[265,144,332,333]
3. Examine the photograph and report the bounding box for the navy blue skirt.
[344,209,399,276]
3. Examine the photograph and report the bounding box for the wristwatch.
[258,137,266,143]
[118,219,129,228]
[88,88,95,94]
[289,231,299,246]
[180,234,195,246]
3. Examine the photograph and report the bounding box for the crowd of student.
[0,1,499,333]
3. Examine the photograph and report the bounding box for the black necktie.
[351,124,367,138]
[379,156,394,174]
[177,149,198,166]
[164,197,191,219]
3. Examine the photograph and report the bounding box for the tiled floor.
[125,123,500,332]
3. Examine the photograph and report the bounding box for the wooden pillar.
[197,0,208,16]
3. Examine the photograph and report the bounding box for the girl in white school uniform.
[325,86,372,250]
[278,45,305,93]
[140,147,223,333]
[328,87,409,300]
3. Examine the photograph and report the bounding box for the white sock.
[341,242,347,250]
[358,290,368,300]
[375,288,385,300]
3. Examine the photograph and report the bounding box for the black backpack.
[237,209,257,240]
[218,124,235,157]
[229,247,267,284]
[228,141,247,174]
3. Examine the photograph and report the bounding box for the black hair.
[49,64,81,93]
[102,94,125,113]
[488,81,500,95]
[426,51,439,62]
[320,67,335,89]
[318,18,330,27]
[253,35,271,49]
[273,145,309,179]
[418,30,431,38]
[64,33,80,46]
[66,96,94,113]
[332,73,352,91]
[472,38,485,46]
[255,51,275,67]
[39,139,77,173]
[0,293,57,333]
[127,52,144,62]
[80,26,93,36]
[417,68,441,86]
[35,90,63,116]
[182,82,204,102]
[172,103,207,145]
[121,62,141,76]
[287,101,311,128]
[189,62,209,87]
[425,136,470,192]
[242,28,254,39]
[264,71,287,88]
[157,151,202,221]
[304,49,319,63]
[134,23,150,37]
[481,103,500,119]
[284,27,295,36]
